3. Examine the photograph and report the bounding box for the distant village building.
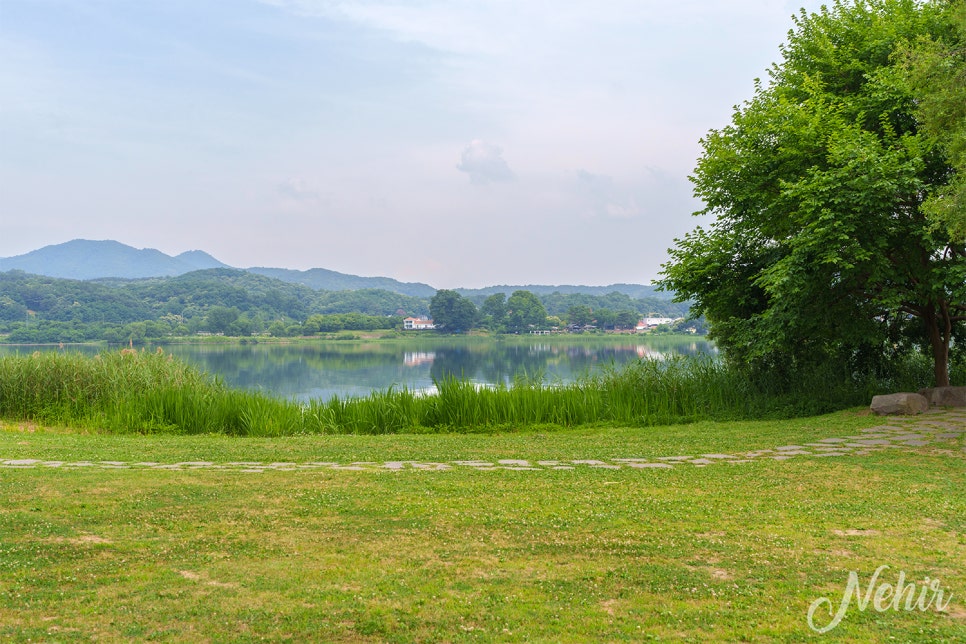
[403,317,435,330]
[636,317,679,331]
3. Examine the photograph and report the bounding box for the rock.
[917,386,966,408]
[870,393,929,415]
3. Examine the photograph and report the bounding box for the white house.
[403,317,436,330]
[636,317,678,331]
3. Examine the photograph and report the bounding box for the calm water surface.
[1,337,715,401]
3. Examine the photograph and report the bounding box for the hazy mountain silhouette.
[0,239,666,298]
[248,267,436,298]
[0,240,226,279]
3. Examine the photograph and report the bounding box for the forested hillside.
[457,283,665,300]
[249,267,436,298]
[0,240,437,294]
[0,269,688,343]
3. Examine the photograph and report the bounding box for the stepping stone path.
[3,410,964,474]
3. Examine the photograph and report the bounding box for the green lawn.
[1,412,963,642]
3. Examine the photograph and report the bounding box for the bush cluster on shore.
[0,349,941,436]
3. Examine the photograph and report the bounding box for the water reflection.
[0,338,716,401]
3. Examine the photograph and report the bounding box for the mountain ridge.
[0,239,666,299]
[0,240,228,279]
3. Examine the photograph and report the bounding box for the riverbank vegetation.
[0,349,946,436]
[0,269,691,344]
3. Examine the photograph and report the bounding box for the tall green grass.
[0,349,944,436]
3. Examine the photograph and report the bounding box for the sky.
[1,0,826,289]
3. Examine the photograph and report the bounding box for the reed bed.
[0,349,927,436]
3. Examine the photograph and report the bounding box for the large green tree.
[904,0,966,238]
[505,290,548,333]
[480,293,508,331]
[660,0,965,386]
[204,306,241,335]
[429,290,478,333]
[567,304,594,327]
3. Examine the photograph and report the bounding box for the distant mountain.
[456,283,664,299]
[0,240,228,280]
[0,240,672,300]
[248,267,436,298]
[176,250,229,271]
[0,240,433,295]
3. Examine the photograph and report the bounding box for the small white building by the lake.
[403,317,436,330]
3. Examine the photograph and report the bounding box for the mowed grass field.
[1,412,964,642]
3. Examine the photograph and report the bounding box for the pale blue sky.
[1,0,824,288]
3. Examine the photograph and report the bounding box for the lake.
[0,336,715,401]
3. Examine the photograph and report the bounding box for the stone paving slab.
[2,412,962,474]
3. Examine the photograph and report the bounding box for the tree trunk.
[924,306,951,387]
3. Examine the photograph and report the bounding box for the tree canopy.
[660,0,966,386]
[903,0,966,238]
[505,290,548,333]
[479,293,507,331]
[429,290,479,333]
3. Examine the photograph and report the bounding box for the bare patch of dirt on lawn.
[178,570,239,589]
[45,534,113,545]
[71,534,112,545]
[943,604,966,620]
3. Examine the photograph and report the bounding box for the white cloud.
[276,176,322,203]
[456,140,515,184]
[575,169,640,219]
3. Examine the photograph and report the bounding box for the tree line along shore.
[0,269,693,344]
